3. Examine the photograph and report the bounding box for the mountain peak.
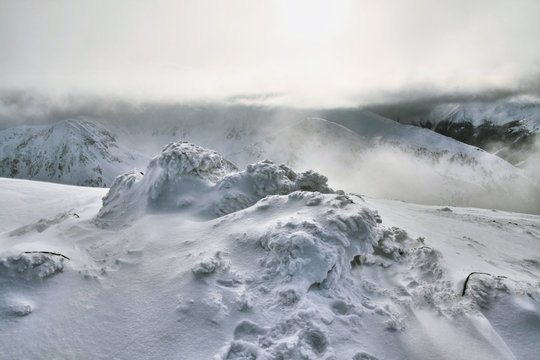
[0,118,127,187]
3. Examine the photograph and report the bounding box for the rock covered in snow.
[146,142,239,198]
[207,192,457,359]
[255,192,377,288]
[0,253,65,281]
[96,142,334,226]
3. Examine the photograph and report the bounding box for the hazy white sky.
[1,0,539,107]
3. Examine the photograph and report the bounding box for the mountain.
[0,118,146,187]
[367,97,540,165]
[420,99,540,133]
[1,144,538,359]
[1,110,539,213]
[109,107,540,211]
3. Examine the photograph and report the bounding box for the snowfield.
[1,143,538,359]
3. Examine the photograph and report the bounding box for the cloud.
[1,0,540,107]
[357,82,540,122]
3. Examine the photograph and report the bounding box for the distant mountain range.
[1,107,539,213]
[358,97,540,166]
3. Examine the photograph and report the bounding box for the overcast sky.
[1,0,540,107]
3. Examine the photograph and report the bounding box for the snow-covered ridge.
[0,117,139,187]
[423,99,540,131]
[385,99,540,165]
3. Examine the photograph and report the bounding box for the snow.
[97,142,333,227]
[1,143,538,359]
[3,111,540,215]
[364,198,540,359]
[0,178,107,233]
[0,117,147,187]
[0,252,66,282]
[422,100,540,132]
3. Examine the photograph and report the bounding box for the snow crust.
[0,144,539,359]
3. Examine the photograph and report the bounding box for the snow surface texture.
[1,144,539,359]
[2,111,540,213]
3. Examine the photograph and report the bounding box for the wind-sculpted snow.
[208,192,523,359]
[0,253,65,282]
[188,192,394,359]
[96,142,334,226]
[9,210,78,236]
[148,141,239,188]
[0,251,67,320]
[255,193,378,288]
[1,172,539,358]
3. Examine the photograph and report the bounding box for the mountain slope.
[372,97,540,165]
[1,112,539,213]
[0,145,538,359]
[0,118,144,187]
[416,99,540,133]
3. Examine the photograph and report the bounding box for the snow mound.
[148,141,239,186]
[214,161,332,216]
[0,253,65,281]
[97,142,333,226]
[204,193,477,359]
[255,192,376,288]
[183,192,389,359]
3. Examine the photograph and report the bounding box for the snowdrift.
[96,142,333,227]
